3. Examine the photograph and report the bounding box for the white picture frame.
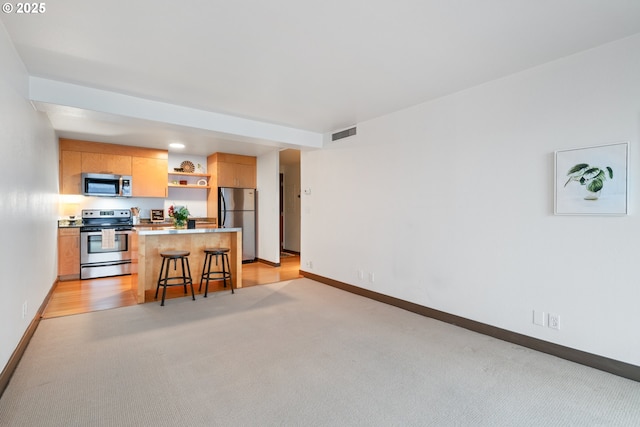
[554,142,629,215]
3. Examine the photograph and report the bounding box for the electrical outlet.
[368,272,375,283]
[22,301,27,319]
[548,313,560,330]
[357,270,364,280]
[306,261,313,269]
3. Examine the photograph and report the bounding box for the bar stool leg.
[160,258,172,306]
[221,254,228,290]
[155,257,167,300]
[201,253,212,297]
[199,252,209,293]
[224,253,234,294]
[213,254,223,288]
[180,257,187,294]
[184,257,195,301]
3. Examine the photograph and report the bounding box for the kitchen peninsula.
[133,227,242,303]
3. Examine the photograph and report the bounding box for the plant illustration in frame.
[555,142,628,215]
[564,163,613,200]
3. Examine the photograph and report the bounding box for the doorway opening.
[279,149,301,258]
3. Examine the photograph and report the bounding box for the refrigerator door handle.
[221,191,227,228]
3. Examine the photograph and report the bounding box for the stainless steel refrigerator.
[218,187,256,262]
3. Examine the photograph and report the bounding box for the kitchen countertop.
[58,218,217,228]
[135,227,241,235]
[135,218,217,227]
[58,220,83,228]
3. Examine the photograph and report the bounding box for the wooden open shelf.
[168,171,210,189]
[169,171,210,177]
[168,183,210,189]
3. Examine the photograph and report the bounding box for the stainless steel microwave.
[82,173,132,197]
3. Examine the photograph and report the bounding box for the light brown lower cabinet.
[58,228,80,280]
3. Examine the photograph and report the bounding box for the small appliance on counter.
[66,215,81,226]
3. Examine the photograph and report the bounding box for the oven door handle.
[81,231,133,236]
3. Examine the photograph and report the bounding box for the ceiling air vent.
[332,127,357,141]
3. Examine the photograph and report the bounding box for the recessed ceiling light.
[169,142,185,149]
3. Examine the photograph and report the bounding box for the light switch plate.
[533,310,545,326]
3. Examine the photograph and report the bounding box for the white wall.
[257,151,280,263]
[0,24,58,371]
[301,34,640,366]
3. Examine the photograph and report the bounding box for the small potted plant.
[564,163,613,200]
[168,205,190,228]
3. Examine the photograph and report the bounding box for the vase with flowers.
[168,205,190,229]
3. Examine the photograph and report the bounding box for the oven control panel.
[82,209,131,219]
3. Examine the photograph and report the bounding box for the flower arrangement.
[168,205,189,228]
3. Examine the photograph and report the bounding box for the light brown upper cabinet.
[217,161,256,188]
[206,153,257,217]
[60,150,82,194]
[132,156,168,198]
[59,139,168,197]
[208,153,257,188]
[81,152,132,176]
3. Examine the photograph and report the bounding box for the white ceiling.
[2,1,640,156]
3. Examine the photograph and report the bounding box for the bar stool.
[155,250,195,306]
[199,247,234,297]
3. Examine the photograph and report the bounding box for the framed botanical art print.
[554,142,629,215]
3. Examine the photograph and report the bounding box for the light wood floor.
[42,255,301,318]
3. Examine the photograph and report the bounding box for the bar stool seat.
[155,250,195,306]
[199,247,234,297]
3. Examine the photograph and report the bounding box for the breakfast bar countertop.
[135,227,241,236]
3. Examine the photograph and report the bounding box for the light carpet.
[1,278,639,426]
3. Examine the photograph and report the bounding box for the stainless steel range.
[80,209,133,279]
